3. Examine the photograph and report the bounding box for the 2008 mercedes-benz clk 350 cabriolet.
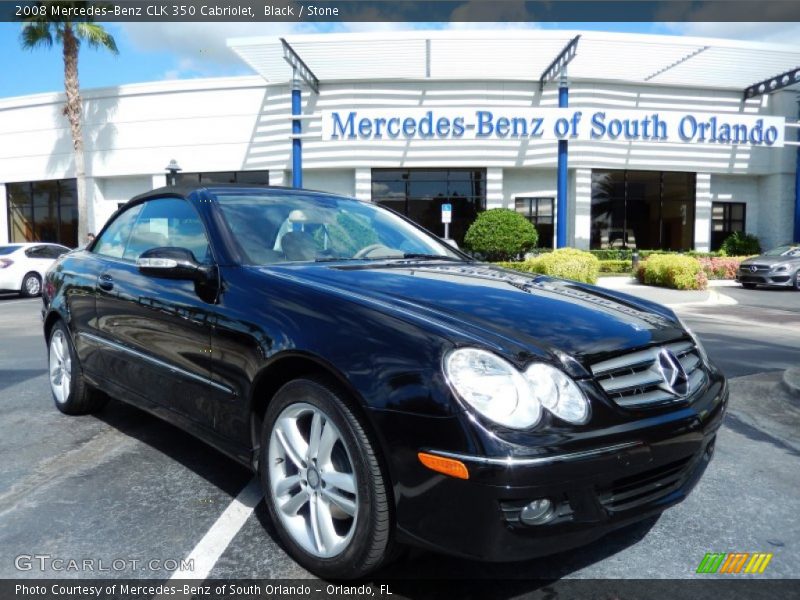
[42,185,727,578]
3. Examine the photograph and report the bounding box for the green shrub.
[494,261,538,273]
[464,209,538,261]
[589,249,633,261]
[720,232,760,256]
[495,248,599,284]
[588,249,722,260]
[598,259,632,273]
[636,254,707,290]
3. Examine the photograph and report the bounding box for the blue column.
[795,100,800,243]
[556,82,569,248]
[292,84,302,189]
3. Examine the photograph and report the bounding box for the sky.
[0,20,799,99]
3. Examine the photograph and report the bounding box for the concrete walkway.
[596,277,737,308]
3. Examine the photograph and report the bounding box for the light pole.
[165,159,182,187]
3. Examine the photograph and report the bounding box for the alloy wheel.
[268,402,358,558]
[25,275,41,296]
[49,329,72,404]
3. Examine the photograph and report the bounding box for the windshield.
[764,245,800,257]
[213,192,464,265]
[0,245,21,255]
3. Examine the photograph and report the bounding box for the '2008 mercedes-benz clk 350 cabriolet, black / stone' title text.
[42,185,727,579]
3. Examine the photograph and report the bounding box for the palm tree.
[20,2,118,244]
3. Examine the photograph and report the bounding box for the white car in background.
[0,243,71,297]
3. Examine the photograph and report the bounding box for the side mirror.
[136,247,210,281]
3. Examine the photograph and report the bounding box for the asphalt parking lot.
[0,287,798,585]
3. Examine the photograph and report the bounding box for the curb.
[782,367,800,398]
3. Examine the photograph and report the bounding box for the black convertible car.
[42,185,727,579]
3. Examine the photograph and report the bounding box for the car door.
[93,197,229,429]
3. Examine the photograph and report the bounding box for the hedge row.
[496,248,600,284]
[495,252,749,289]
[598,259,632,273]
[636,255,708,290]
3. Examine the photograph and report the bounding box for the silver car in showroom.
[736,245,800,290]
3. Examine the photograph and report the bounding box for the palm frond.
[20,20,54,49]
[74,22,118,54]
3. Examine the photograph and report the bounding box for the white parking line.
[0,298,38,306]
[170,478,262,580]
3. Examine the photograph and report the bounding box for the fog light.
[519,498,554,525]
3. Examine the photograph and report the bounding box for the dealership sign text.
[322,108,785,147]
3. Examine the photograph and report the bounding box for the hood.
[262,261,686,363]
[741,255,800,267]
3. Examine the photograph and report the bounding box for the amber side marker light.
[418,452,469,479]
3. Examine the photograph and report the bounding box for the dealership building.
[1,30,798,251]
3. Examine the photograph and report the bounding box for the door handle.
[98,273,114,291]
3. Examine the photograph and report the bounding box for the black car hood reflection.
[263,261,684,361]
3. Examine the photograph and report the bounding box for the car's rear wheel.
[260,378,391,579]
[48,321,107,415]
[21,272,41,297]
[741,283,757,290]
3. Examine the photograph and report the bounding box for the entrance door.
[372,169,486,245]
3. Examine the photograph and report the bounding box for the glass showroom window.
[515,197,554,247]
[590,170,696,251]
[372,169,486,245]
[176,170,270,185]
[710,202,746,251]
[6,179,78,248]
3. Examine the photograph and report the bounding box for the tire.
[794,270,800,291]
[741,283,757,290]
[21,272,41,297]
[260,377,391,579]
[48,321,108,415]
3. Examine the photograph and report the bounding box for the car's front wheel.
[260,378,391,579]
[48,321,107,415]
[794,270,800,291]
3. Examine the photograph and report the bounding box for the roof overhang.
[227,30,800,93]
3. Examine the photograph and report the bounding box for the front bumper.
[736,269,795,287]
[373,375,727,562]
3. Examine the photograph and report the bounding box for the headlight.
[525,363,590,424]
[445,348,541,428]
[444,348,590,428]
[676,315,709,364]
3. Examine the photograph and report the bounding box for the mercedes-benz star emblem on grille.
[656,349,689,396]
[750,265,758,272]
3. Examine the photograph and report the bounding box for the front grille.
[740,264,770,273]
[597,455,693,512]
[590,341,706,409]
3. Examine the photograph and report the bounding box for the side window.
[40,246,67,259]
[122,198,211,263]
[24,246,46,259]
[93,204,143,258]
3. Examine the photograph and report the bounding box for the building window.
[590,170,696,251]
[515,197,554,247]
[6,179,78,248]
[710,202,746,251]
[176,170,270,185]
[371,169,486,245]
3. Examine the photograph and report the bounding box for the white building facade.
[1,30,798,251]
